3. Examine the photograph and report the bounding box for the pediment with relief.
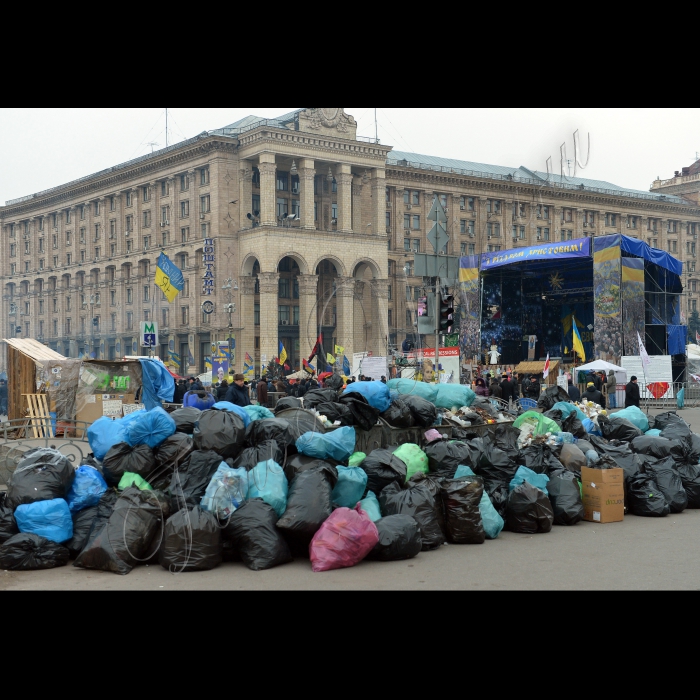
[298,108,357,138]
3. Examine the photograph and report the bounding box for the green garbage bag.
[513,410,561,435]
[348,452,366,468]
[358,491,382,522]
[118,472,153,491]
[393,444,429,482]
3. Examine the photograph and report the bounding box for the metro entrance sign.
[141,321,159,348]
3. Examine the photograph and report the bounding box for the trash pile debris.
[0,382,697,576]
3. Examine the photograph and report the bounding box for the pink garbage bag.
[310,504,379,573]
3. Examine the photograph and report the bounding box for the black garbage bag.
[0,533,70,571]
[537,385,572,410]
[676,463,700,508]
[627,472,671,517]
[193,409,246,459]
[170,407,202,434]
[519,443,564,475]
[303,389,339,410]
[562,412,587,439]
[424,440,475,479]
[366,515,422,562]
[159,507,222,572]
[102,443,156,487]
[316,402,355,427]
[630,435,686,462]
[360,449,407,495]
[6,447,75,510]
[149,434,195,490]
[244,418,294,451]
[543,409,564,427]
[380,478,445,551]
[474,424,521,483]
[599,415,643,442]
[0,504,18,544]
[167,450,223,512]
[338,393,380,431]
[274,408,326,441]
[547,469,584,526]
[80,456,102,471]
[282,454,338,484]
[439,477,485,544]
[416,474,448,539]
[684,433,700,462]
[506,482,554,534]
[74,487,163,575]
[276,463,338,554]
[654,411,686,433]
[224,499,293,571]
[642,457,687,513]
[229,440,284,471]
[70,489,119,559]
[485,480,509,520]
[380,398,415,429]
[325,374,345,391]
[471,397,498,416]
[274,397,302,414]
[401,395,438,428]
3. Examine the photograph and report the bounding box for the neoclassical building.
[2,107,700,375]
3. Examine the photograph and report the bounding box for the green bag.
[118,472,153,491]
[348,452,366,468]
[513,410,561,435]
[393,443,429,482]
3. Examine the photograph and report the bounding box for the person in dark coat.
[173,380,187,404]
[257,378,268,406]
[216,380,229,401]
[625,376,641,408]
[500,375,515,402]
[567,378,581,402]
[589,371,602,392]
[489,378,503,399]
[225,374,251,407]
[525,374,540,399]
[582,382,604,406]
[297,380,308,398]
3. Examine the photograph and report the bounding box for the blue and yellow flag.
[155,252,185,303]
[279,342,288,366]
[572,318,586,363]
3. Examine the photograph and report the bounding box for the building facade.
[2,107,700,375]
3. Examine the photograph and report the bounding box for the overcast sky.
[1,108,698,205]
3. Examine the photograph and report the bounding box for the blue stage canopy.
[619,234,683,276]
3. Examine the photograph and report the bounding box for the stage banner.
[480,237,590,271]
[458,255,481,364]
[593,235,622,365]
[621,257,645,357]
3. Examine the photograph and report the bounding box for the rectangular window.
[10,244,15,257]
[94,247,100,259]
[53,213,58,228]
[562,208,573,222]
[688,223,697,236]
[143,211,151,228]
[109,220,116,238]
[181,227,189,243]
[127,312,133,330]
[142,186,150,202]
[94,224,100,240]
[668,240,677,253]
[53,234,58,249]
[66,253,72,265]
[487,245,502,252]
[688,242,697,255]
[143,286,150,302]
[254,304,260,326]
[38,218,44,231]
[200,195,210,213]
[180,174,189,192]
[79,205,85,220]
[53,256,58,267]
[201,224,208,239]
[277,198,289,219]
[180,201,189,218]
[127,288,133,304]
[412,215,420,230]
[606,213,617,227]
[278,278,290,298]
[461,220,467,234]
[413,239,420,253]
[277,172,289,191]
[460,243,466,255]
[161,181,169,197]
[144,236,150,250]
[668,220,678,233]
[404,214,411,229]
[53,320,58,336]
[332,203,338,221]
[412,191,420,205]
[278,305,290,323]
[10,263,16,275]
[387,285,392,301]
[292,200,300,218]
[404,238,411,251]
[94,202,100,216]
[403,191,410,204]
[109,197,115,212]
[386,211,391,229]
[200,168,209,186]
[161,206,170,224]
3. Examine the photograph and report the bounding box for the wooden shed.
[513,360,561,385]
[2,338,66,421]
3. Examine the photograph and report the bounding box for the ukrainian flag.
[155,252,185,303]
[572,318,586,363]
[279,342,288,366]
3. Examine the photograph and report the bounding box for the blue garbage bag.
[387,379,438,403]
[125,407,177,449]
[509,465,550,496]
[244,405,275,422]
[455,465,504,539]
[15,498,73,543]
[212,402,252,427]
[582,418,596,434]
[87,411,144,461]
[342,382,392,412]
[552,402,587,422]
[296,426,356,462]
[610,405,649,432]
[201,463,249,519]
[358,491,382,522]
[435,384,476,409]
[138,359,175,410]
[65,466,108,513]
[247,460,288,518]
[332,466,368,508]
[645,429,662,437]
[677,388,685,409]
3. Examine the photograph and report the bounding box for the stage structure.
[458,235,687,380]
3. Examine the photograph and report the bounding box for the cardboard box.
[581,466,624,485]
[76,393,136,424]
[582,481,625,524]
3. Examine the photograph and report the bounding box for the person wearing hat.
[225,373,251,407]
[582,381,604,406]
[625,376,641,408]
[567,375,581,402]
[524,374,540,399]
[606,370,617,409]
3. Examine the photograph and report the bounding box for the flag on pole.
[279,342,288,366]
[308,334,323,363]
[343,356,350,376]
[245,352,253,364]
[572,318,586,362]
[543,353,550,379]
[691,374,700,384]
[327,353,336,366]
[303,359,315,374]
[638,332,651,368]
[335,345,345,357]
[155,252,185,303]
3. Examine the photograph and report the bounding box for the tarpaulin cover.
[619,233,683,276]
[212,403,252,427]
[434,384,476,409]
[386,379,438,403]
[296,426,356,462]
[138,359,175,410]
[342,381,392,412]
[125,407,177,449]
[15,498,73,543]
[66,466,108,513]
[0,533,70,571]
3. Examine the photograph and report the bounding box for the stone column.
[239,161,253,229]
[298,158,316,231]
[352,179,364,234]
[296,274,319,360]
[451,194,463,254]
[258,272,279,367]
[553,207,562,241]
[258,155,277,227]
[353,280,367,357]
[370,278,389,358]
[335,275,355,364]
[336,164,353,234]
[239,276,257,374]
[371,169,386,237]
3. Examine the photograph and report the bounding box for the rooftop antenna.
[147,142,159,153]
[375,108,378,143]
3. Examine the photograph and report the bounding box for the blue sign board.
[481,237,591,270]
